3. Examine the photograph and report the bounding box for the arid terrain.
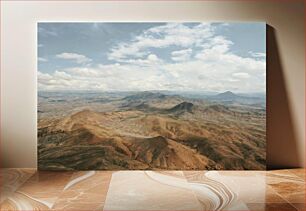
[38,91,266,170]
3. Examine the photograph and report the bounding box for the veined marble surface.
[0,169,304,210]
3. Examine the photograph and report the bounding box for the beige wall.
[1,1,304,168]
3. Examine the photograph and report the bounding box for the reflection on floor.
[0,169,304,210]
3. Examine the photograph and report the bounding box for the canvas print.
[38,22,266,170]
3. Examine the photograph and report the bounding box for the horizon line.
[38,90,266,94]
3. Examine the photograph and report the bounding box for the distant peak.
[219,91,236,95]
[215,91,239,99]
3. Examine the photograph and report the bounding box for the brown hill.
[38,107,265,170]
[168,102,194,113]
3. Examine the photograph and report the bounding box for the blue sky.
[38,22,266,93]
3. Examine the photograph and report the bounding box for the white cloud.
[53,71,72,80]
[195,36,233,60]
[38,44,44,48]
[39,54,265,93]
[121,54,163,66]
[249,51,266,58]
[171,49,192,62]
[38,71,52,81]
[38,57,48,62]
[232,72,251,79]
[147,54,158,61]
[108,23,213,61]
[56,53,92,64]
[64,67,100,77]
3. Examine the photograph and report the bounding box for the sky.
[38,22,266,93]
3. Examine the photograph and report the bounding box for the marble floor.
[0,169,304,211]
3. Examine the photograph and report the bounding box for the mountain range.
[38,91,266,170]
